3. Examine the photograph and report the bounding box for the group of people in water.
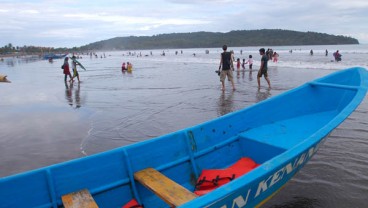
[309,49,342,62]
[62,54,136,84]
[218,45,271,91]
[265,48,279,62]
[238,55,253,70]
[219,46,344,91]
[60,47,343,94]
[121,62,133,72]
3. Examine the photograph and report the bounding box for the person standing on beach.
[71,56,80,82]
[218,45,236,91]
[257,48,271,89]
[62,57,73,82]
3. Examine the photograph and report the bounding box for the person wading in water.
[218,45,236,91]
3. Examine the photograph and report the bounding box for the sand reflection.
[256,88,272,102]
[217,91,235,116]
[65,82,82,108]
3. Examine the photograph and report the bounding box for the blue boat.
[43,53,68,60]
[1,67,367,208]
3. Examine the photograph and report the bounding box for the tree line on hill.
[0,43,71,56]
[79,29,359,51]
[1,29,359,55]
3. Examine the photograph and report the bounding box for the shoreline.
[0,53,42,59]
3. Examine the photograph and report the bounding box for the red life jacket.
[194,157,259,196]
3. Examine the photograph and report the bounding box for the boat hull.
[43,54,67,60]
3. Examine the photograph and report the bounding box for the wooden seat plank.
[62,189,99,208]
[134,168,197,207]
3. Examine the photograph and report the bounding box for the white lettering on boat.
[220,189,251,208]
[255,145,318,197]
[217,143,321,208]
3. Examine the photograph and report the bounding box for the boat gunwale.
[179,67,368,207]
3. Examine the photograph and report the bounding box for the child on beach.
[127,62,133,72]
[245,55,253,70]
[242,59,246,70]
[273,52,279,63]
[236,58,241,70]
[62,57,73,82]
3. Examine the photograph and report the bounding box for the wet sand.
[1,48,368,207]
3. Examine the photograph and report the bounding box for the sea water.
[0,44,367,208]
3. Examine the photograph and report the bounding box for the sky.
[1,0,368,48]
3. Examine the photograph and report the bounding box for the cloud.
[37,28,88,39]
[166,0,237,4]
[330,0,368,9]
[19,9,39,14]
[0,0,367,47]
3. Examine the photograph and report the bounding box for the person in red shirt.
[62,57,73,82]
[122,62,127,71]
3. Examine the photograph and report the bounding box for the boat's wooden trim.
[134,168,198,207]
[309,81,359,91]
[61,189,99,208]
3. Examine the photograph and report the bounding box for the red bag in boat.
[194,157,259,196]
[122,199,143,208]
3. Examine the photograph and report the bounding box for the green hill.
[80,29,359,51]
